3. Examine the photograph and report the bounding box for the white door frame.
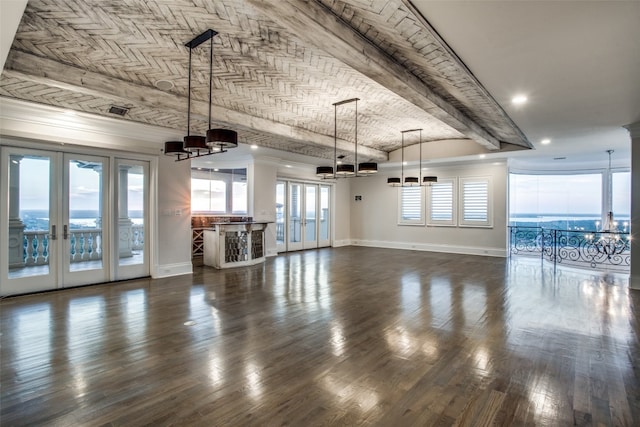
[279,180,332,252]
[1,141,155,296]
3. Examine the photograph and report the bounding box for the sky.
[509,173,630,216]
[17,156,144,213]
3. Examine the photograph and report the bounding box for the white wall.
[333,178,351,246]
[253,160,278,256]
[155,154,193,277]
[350,163,508,256]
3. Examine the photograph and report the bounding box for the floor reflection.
[1,248,638,425]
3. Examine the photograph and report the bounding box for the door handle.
[63,225,69,240]
[50,225,57,240]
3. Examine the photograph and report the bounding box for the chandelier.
[316,98,378,178]
[387,129,437,186]
[164,29,237,161]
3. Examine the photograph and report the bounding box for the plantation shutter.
[428,179,456,225]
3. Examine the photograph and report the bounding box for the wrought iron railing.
[509,226,631,271]
[21,224,144,266]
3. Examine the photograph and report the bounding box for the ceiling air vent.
[108,105,129,116]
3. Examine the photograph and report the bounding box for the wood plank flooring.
[1,247,639,426]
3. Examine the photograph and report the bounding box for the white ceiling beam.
[247,0,501,150]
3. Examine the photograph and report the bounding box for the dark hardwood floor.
[1,247,639,426]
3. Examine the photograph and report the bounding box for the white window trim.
[427,177,457,227]
[458,176,492,228]
[397,186,425,226]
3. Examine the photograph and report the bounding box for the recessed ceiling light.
[214,168,219,172]
[251,144,258,150]
[479,154,486,159]
[155,79,174,91]
[422,167,428,170]
[511,95,528,105]
[402,161,408,165]
[285,165,292,168]
[541,138,551,145]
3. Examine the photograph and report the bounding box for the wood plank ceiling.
[0,0,532,162]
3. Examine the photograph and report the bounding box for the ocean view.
[509,213,630,232]
[20,210,144,231]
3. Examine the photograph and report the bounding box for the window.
[459,177,492,227]
[427,178,456,226]
[232,180,247,213]
[398,186,424,225]
[509,173,602,229]
[612,171,630,229]
[191,168,247,214]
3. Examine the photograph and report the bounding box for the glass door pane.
[116,159,149,280]
[62,154,109,287]
[1,148,58,295]
[319,185,330,245]
[276,181,286,251]
[304,184,317,248]
[288,183,303,251]
[67,158,104,272]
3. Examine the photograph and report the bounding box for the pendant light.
[163,140,189,159]
[316,98,377,178]
[387,129,437,187]
[164,29,238,161]
[602,149,616,232]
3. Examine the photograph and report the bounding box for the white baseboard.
[350,239,507,257]
[152,262,193,278]
[266,249,279,257]
[332,239,352,247]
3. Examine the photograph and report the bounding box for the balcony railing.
[509,226,631,272]
[20,225,144,267]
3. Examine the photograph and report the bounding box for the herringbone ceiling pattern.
[0,0,530,161]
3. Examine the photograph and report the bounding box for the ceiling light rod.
[404,129,420,186]
[164,29,237,161]
[334,98,357,177]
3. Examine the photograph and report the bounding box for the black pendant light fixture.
[388,129,437,187]
[164,29,237,161]
[316,98,377,178]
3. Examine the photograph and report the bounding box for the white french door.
[1,147,150,296]
[278,181,331,252]
[1,147,109,295]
